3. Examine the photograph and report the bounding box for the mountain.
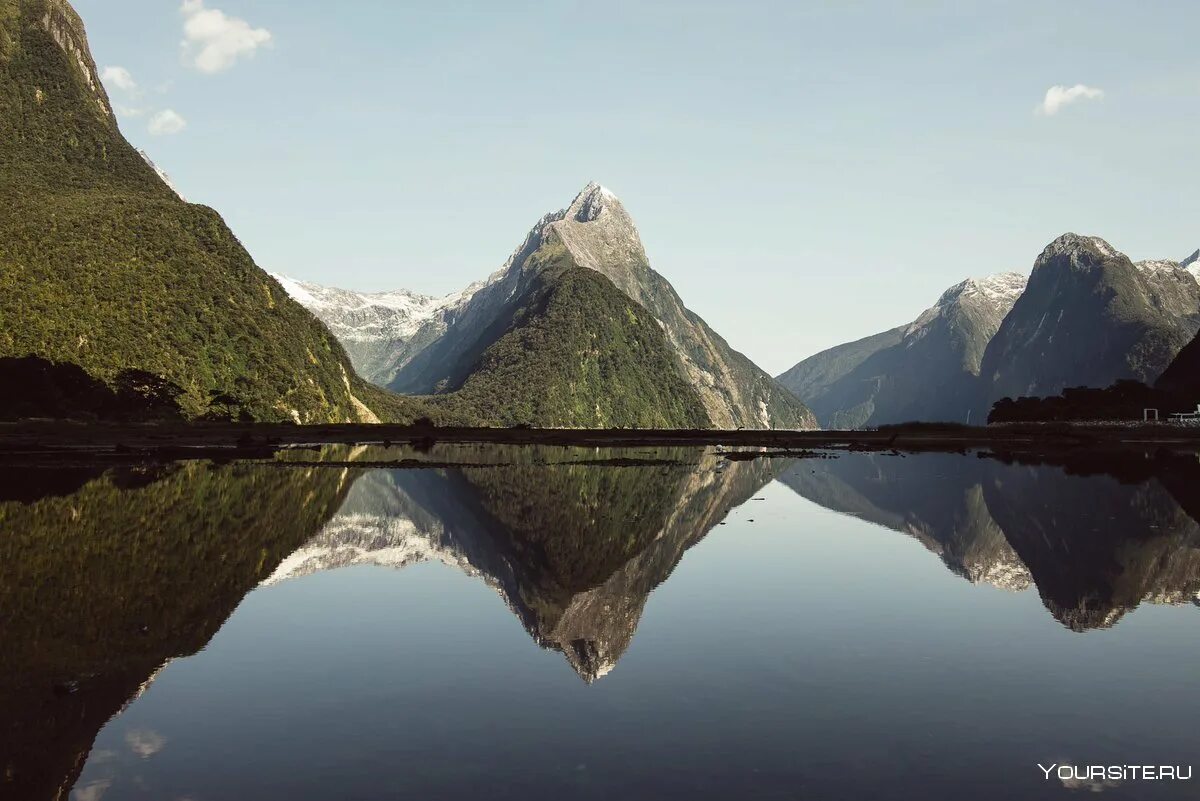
[978,234,1200,412]
[777,273,1026,427]
[282,184,817,430]
[270,275,476,387]
[0,0,434,423]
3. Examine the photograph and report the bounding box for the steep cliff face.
[0,0,433,423]
[283,184,816,430]
[978,235,1200,411]
[779,273,1026,427]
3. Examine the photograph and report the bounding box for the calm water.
[3,445,1199,801]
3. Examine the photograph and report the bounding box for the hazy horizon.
[76,0,1200,374]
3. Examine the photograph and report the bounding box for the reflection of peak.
[261,514,472,585]
[265,450,786,682]
[780,454,1031,594]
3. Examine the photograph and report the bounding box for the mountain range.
[777,272,1027,428]
[1,0,810,430]
[3,0,1196,431]
[278,184,816,430]
[780,235,1200,427]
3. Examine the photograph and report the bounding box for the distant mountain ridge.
[780,235,1199,427]
[283,183,816,430]
[269,275,478,387]
[777,272,1027,427]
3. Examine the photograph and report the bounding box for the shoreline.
[2,420,1199,463]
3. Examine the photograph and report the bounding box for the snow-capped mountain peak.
[1035,233,1121,271]
[270,273,483,385]
[907,272,1027,336]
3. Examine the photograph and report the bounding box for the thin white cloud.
[180,0,272,74]
[125,728,168,759]
[101,65,138,93]
[114,104,146,118]
[1037,84,1105,116]
[149,109,188,136]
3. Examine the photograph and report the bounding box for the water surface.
[3,445,1199,800]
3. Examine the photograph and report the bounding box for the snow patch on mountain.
[137,150,185,201]
[1179,249,1199,283]
[261,513,476,586]
[1036,233,1121,270]
[907,272,1027,336]
[271,273,469,342]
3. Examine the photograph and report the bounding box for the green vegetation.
[0,0,440,423]
[0,461,352,679]
[429,236,712,429]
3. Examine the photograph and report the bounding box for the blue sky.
[77,0,1199,374]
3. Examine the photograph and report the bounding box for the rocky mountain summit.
[283,183,816,430]
[978,234,1200,412]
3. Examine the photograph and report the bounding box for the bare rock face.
[281,183,816,430]
[35,0,112,118]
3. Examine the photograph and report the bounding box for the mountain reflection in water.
[1,444,1198,801]
[782,450,1200,630]
[262,446,782,681]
